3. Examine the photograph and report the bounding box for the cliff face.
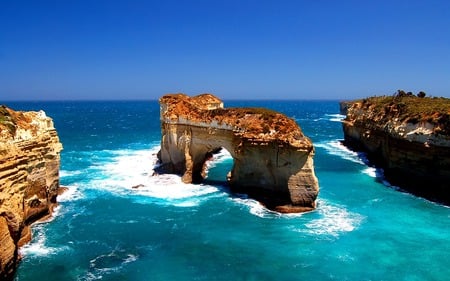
[0,105,62,280]
[156,94,319,213]
[341,96,450,204]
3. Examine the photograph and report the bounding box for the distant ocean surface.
[6,100,450,281]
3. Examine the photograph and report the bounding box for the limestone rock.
[0,105,63,280]
[156,93,319,212]
[341,95,450,204]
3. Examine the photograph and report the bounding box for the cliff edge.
[341,93,450,204]
[0,105,63,280]
[155,93,319,213]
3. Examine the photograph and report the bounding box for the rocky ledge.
[155,93,319,213]
[341,92,450,204]
[0,105,63,280]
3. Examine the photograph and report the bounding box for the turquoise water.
[6,100,450,281]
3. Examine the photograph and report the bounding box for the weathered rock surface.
[341,95,450,204]
[0,105,62,280]
[156,93,319,212]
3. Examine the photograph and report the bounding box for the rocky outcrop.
[156,93,319,213]
[0,105,62,280]
[341,95,450,204]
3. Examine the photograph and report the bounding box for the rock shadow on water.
[339,139,448,204]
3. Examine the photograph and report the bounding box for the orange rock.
[342,96,450,205]
[0,105,63,280]
[156,93,319,212]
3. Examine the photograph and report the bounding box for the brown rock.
[341,96,450,204]
[155,93,319,212]
[0,214,18,280]
[0,105,63,280]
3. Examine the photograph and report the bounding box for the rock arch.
[156,93,319,213]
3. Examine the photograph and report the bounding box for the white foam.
[362,167,377,178]
[213,148,232,161]
[59,170,82,178]
[315,140,365,165]
[20,238,53,256]
[48,205,62,220]
[205,148,233,170]
[325,113,346,122]
[20,225,70,257]
[132,179,219,201]
[85,249,139,279]
[231,196,300,218]
[123,254,138,264]
[292,200,364,237]
[78,146,222,207]
[58,185,84,202]
[316,140,390,181]
[232,197,276,218]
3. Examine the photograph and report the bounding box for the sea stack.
[155,93,319,213]
[341,92,450,204]
[0,105,63,280]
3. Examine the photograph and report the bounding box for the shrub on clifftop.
[354,91,450,135]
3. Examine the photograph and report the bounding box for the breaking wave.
[59,145,232,208]
[289,199,364,238]
[325,113,346,122]
[315,140,366,165]
[19,224,70,257]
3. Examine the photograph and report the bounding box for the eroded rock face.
[341,97,450,204]
[0,105,62,280]
[156,94,319,212]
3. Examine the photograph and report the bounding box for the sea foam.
[232,196,283,218]
[72,146,227,207]
[289,199,364,238]
[87,249,138,279]
[325,113,346,122]
[19,224,70,257]
[305,200,364,236]
[315,140,366,165]
[57,184,84,202]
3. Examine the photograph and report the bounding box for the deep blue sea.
[5,100,450,281]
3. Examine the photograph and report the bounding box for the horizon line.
[1,97,351,103]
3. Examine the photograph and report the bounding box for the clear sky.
[1,0,449,101]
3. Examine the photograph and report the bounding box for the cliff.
[341,94,450,204]
[0,105,63,280]
[156,93,319,213]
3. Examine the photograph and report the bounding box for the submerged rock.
[341,94,450,204]
[155,93,319,213]
[0,105,63,280]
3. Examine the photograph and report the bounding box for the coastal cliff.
[341,93,450,204]
[156,93,319,213]
[0,105,63,280]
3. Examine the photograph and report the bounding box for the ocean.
[6,100,450,281]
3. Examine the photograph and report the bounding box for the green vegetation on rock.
[0,105,17,135]
[354,90,450,135]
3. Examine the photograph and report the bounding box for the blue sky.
[1,0,449,100]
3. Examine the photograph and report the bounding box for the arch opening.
[157,93,319,213]
[192,147,233,184]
